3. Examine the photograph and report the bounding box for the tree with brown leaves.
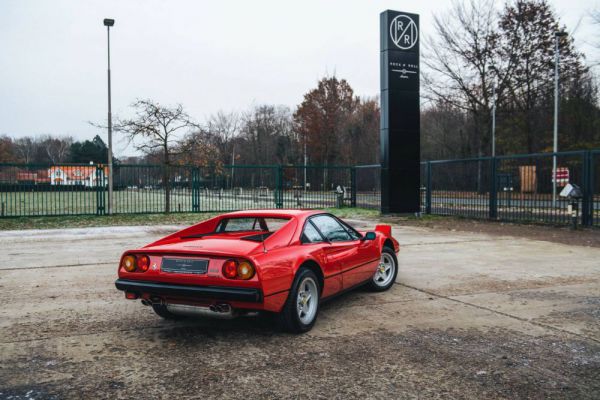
[293,77,358,166]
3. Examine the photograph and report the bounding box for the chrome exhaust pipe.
[166,303,235,319]
[213,303,231,313]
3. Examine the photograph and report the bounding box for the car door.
[300,219,343,298]
[309,215,377,291]
[337,219,381,288]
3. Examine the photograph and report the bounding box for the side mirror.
[362,232,376,241]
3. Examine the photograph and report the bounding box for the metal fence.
[1,150,598,227]
[355,164,380,209]
[0,163,358,217]
[353,151,598,227]
[421,150,599,227]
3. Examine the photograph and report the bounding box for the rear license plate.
[161,258,208,274]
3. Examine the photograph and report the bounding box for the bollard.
[569,200,579,230]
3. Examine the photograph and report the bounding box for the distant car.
[115,209,400,333]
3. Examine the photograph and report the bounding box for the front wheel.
[277,268,320,333]
[367,246,398,292]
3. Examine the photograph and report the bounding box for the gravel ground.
[0,222,599,399]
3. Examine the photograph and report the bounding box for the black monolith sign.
[380,10,420,214]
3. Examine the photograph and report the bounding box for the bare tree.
[423,0,594,157]
[240,105,294,165]
[590,9,600,69]
[177,129,222,168]
[13,137,38,164]
[340,97,380,165]
[421,102,472,160]
[0,135,18,163]
[39,135,73,164]
[499,0,586,153]
[206,111,240,165]
[114,99,198,212]
[424,0,501,157]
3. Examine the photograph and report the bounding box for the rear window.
[216,217,290,233]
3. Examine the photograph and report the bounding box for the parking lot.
[0,221,599,399]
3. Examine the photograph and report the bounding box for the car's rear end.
[115,234,278,316]
[115,247,267,318]
[115,212,299,319]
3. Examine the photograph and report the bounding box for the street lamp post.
[103,18,115,215]
[303,139,307,192]
[552,31,567,208]
[231,142,235,190]
[489,65,498,157]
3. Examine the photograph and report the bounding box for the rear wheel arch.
[296,259,324,294]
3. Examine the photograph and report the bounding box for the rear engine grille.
[161,258,209,274]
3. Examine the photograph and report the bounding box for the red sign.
[554,167,569,186]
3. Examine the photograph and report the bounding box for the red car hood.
[141,237,262,257]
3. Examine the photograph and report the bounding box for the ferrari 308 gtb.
[115,210,400,333]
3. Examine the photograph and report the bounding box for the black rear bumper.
[115,279,262,303]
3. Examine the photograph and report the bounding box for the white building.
[48,166,108,187]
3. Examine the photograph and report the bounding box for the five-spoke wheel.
[278,268,320,333]
[296,276,318,325]
[368,246,398,291]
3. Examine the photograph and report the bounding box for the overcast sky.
[1,0,598,156]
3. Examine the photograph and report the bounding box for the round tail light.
[222,259,238,279]
[237,261,255,280]
[122,255,136,272]
[137,255,150,272]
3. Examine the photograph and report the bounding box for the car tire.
[367,246,398,292]
[277,268,320,334]
[151,304,187,320]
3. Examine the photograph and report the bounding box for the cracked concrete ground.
[0,222,599,399]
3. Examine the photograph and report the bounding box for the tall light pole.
[231,142,235,190]
[303,135,307,192]
[489,65,498,157]
[103,18,115,215]
[552,30,567,208]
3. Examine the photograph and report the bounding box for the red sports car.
[115,210,400,333]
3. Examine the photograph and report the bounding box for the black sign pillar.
[380,10,420,214]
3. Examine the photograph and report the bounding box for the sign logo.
[390,15,418,50]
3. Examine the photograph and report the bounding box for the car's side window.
[340,220,362,240]
[311,215,351,242]
[301,222,324,244]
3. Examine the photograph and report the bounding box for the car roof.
[218,209,320,219]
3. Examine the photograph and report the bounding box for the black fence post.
[350,167,357,207]
[95,165,105,215]
[582,151,592,226]
[592,152,598,227]
[489,157,498,220]
[275,165,283,209]
[426,161,432,214]
[192,167,200,212]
